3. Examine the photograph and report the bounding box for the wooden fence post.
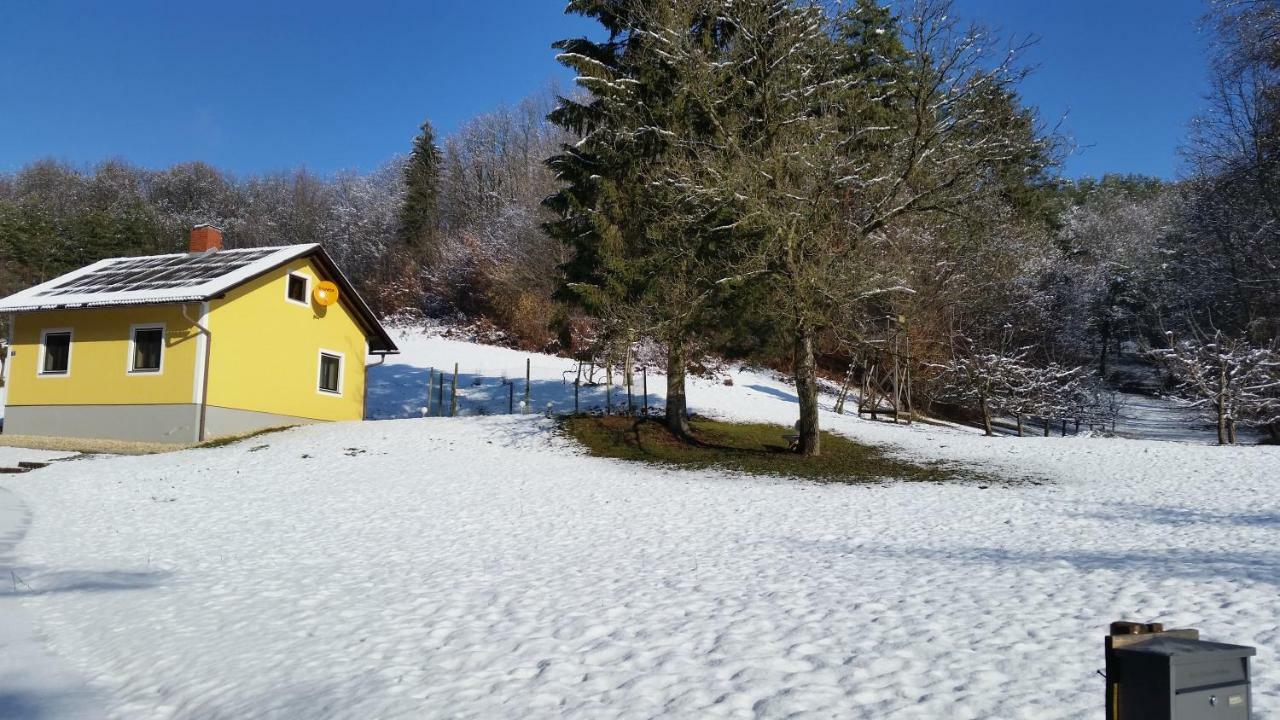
[508,381,514,414]
[642,366,648,416]
[903,317,914,424]
[450,362,458,417]
[437,372,444,416]
[891,350,901,424]
[574,362,581,415]
[524,358,531,413]
[834,363,854,415]
[606,364,613,415]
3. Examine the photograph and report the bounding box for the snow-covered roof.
[0,245,317,313]
[0,244,398,353]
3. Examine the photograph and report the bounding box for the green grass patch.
[562,415,989,483]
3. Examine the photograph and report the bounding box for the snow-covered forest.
[1,0,1277,447]
[0,89,571,326]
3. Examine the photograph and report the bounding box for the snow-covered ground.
[0,447,102,719]
[1102,352,1268,445]
[1110,391,1268,444]
[1,329,1278,718]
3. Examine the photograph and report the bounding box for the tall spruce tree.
[546,0,735,435]
[399,120,441,261]
[650,1,864,456]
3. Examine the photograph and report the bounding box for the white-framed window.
[128,323,166,374]
[38,328,73,377]
[317,349,343,395]
[285,272,310,305]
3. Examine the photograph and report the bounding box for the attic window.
[286,273,309,304]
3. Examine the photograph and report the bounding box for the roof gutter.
[182,303,212,443]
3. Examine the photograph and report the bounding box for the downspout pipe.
[183,303,212,442]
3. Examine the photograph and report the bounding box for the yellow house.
[0,225,398,443]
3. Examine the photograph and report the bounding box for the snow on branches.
[930,338,1085,437]
[1151,331,1280,444]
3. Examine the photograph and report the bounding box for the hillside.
[0,329,1277,718]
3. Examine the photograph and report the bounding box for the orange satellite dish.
[312,281,339,306]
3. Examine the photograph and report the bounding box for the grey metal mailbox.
[1105,622,1256,719]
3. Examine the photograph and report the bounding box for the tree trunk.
[1044,418,1051,437]
[979,397,993,437]
[606,364,613,416]
[1016,414,1024,437]
[1227,417,1237,445]
[1216,393,1227,445]
[666,334,691,436]
[1098,323,1111,377]
[866,362,878,420]
[793,328,821,456]
[904,328,914,424]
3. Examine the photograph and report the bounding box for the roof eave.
[0,296,209,313]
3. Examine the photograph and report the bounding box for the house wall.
[205,257,366,424]
[3,404,201,443]
[5,305,202,408]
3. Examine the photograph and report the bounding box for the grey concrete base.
[2,404,317,444]
[203,405,315,439]
[3,404,201,444]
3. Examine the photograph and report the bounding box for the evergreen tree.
[399,120,442,261]
[547,0,736,435]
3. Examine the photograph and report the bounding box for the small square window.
[132,327,164,372]
[41,332,71,375]
[318,352,342,394]
[287,274,308,303]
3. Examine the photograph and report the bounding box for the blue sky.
[0,1,1208,180]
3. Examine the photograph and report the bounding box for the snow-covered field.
[1110,391,1267,444]
[1,329,1277,718]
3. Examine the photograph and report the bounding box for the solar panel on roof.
[33,249,278,298]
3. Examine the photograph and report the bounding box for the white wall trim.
[126,322,167,375]
[192,302,209,404]
[2,313,14,389]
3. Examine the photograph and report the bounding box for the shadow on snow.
[366,362,663,421]
[0,568,170,596]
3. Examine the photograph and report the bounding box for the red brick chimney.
[189,224,223,253]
